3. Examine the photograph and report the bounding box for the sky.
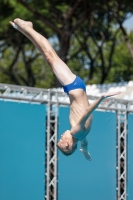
[123,14,133,32]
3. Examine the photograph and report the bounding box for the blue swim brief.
[63,76,86,94]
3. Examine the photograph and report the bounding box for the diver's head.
[57,130,77,156]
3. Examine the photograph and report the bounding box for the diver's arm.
[78,91,120,128]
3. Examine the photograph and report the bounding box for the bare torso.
[69,89,92,140]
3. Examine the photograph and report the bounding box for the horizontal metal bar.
[0,83,48,93]
[0,95,47,103]
[0,83,133,104]
[1,95,133,112]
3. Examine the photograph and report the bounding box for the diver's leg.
[9,18,75,85]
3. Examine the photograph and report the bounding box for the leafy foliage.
[0,0,133,87]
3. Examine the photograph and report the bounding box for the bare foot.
[9,18,33,34]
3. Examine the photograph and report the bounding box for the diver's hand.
[80,149,92,161]
[80,143,92,161]
[101,91,121,99]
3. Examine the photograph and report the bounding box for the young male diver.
[10,18,120,160]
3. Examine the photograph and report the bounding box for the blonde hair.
[57,143,77,156]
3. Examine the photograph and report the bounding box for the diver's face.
[57,130,73,152]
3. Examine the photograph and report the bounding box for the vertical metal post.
[117,110,121,200]
[46,89,51,200]
[45,90,58,200]
[54,91,58,200]
[117,109,127,200]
